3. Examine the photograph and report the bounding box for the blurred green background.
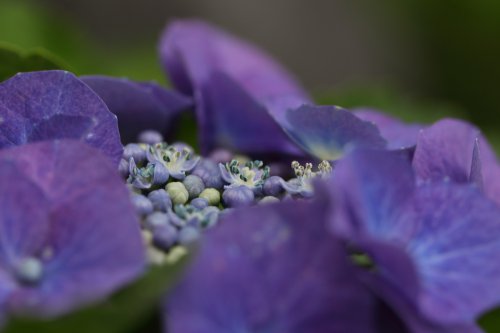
[1,0,500,331]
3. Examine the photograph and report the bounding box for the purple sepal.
[355,109,423,149]
[0,71,123,164]
[81,75,192,143]
[164,200,377,333]
[327,149,500,327]
[279,105,387,160]
[0,140,145,318]
[159,19,309,157]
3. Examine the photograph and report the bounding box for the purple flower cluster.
[0,17,499,333]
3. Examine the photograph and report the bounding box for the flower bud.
[199,188,221,206]
[178,226,200,245]
[190,197,209,210]
[150,161,170,186]
[152,224,179,251]
[192,159,224,189]
[222,186,255,208]
[144,211,170,230]
[131,193,153,216]
[147,189,172,212]
[263,176,285,197]
[123,143,146,164]
[138,130,164,145]
[183,175,205,199]
[166,182,189,205]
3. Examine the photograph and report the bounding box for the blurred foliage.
[4,259,187,333]
[0,0,166,83]
[0,43,67,81]
[385,0,500,130]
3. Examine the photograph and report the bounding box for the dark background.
[1,0,499,140]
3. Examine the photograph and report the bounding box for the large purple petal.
[279,105,387,160]
[0,140,145,318]
[329,149,500,327]
[355,109,424,149]
[165,200,377,333]
[198,72,304,156]
[81,76,192,143]
[159,19,310,156]
[0,71,123,164]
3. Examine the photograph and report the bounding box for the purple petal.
[280,105,387,160]
[413,118,500,205]
[0,71,123,164]
[354,109,424,149]
[165,200,377,333]
[159,19,310,156]
[0,140,145,317]
[81,75,192,143]
[199,72,303,155]
[329,149,500,325]
[413,119,480,183]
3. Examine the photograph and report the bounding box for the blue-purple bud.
[152,224,178,251]
[144,211,170,230]
[131,193,153,216]
[178,226,200,245]
[147,189,172,212]
[192,159,224,189]
[123,143,147,164]
[138,130,164,145]
[263,176,285,197]
[182,175,205,199]
[222,186,255,208]
[190,197,209,210]
[118,158,129,178]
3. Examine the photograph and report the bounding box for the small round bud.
[222,186,255,208]
[263,176,285,197]
[152,224,179,251]
[183,175,205,199]
[118,158,130,178]
[190,197,209,210]
[148,189,172,212]
[144,212,169,230]
[178,226,200,245]
[259,196,280,205]
[199,188,221,206]
[131,193,153,216]
[166,182,189,205]
[192,159,224,189]
[138,130,163,145]
[123,143,146,164]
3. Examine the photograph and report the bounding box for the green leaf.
[0,43,68,82]
[4,257,188,333]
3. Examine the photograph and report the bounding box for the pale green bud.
[166,182,189,205]
[199,188,221,206]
